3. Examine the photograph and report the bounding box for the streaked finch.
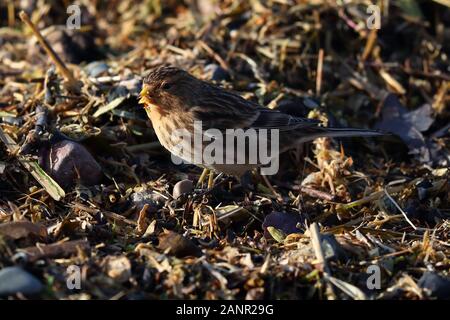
[139,66,384,176]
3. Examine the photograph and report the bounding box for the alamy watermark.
[66,265,81,290]
[169,121,280,175]
[66,4,81,30]
[366,4,381,30]
[366,264,381,290]
[64,3,381,34]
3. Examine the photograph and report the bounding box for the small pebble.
[85,61,109,77]
[173,179,194,199]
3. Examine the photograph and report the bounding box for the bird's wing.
[190,88,260,129]
[249,108,322,131]
[192,83,321,131]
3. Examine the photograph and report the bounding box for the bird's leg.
[207,170,215,189]
[256,170,283,202]
[197,168,210,187]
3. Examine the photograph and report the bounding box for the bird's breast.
[147,107,194,157]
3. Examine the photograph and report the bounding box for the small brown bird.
[139,66,383,177]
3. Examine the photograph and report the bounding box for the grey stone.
[0,266,44,296]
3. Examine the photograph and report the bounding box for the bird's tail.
[295,127,387,144]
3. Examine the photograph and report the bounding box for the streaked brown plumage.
[139,66,384,176]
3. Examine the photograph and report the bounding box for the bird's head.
[139,66,200,112]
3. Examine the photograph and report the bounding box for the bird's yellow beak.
[138,85,152,106]
[139,84,163,116]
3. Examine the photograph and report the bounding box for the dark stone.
[418,271,450,299]
[158,231,202,258]
[262,211,304,238]
[40,140,102,188]
[0,267,44,296]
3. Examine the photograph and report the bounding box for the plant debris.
[0,1,448,300]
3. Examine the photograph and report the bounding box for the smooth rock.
[173,179,194,199]
[262,211,303,239]
[41,140,102,188]
[418,271,450,299]
[0,266,44,296]
[85,61,109,77]
[158,231,202,258]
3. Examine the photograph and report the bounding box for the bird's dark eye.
[161,82,173,90]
